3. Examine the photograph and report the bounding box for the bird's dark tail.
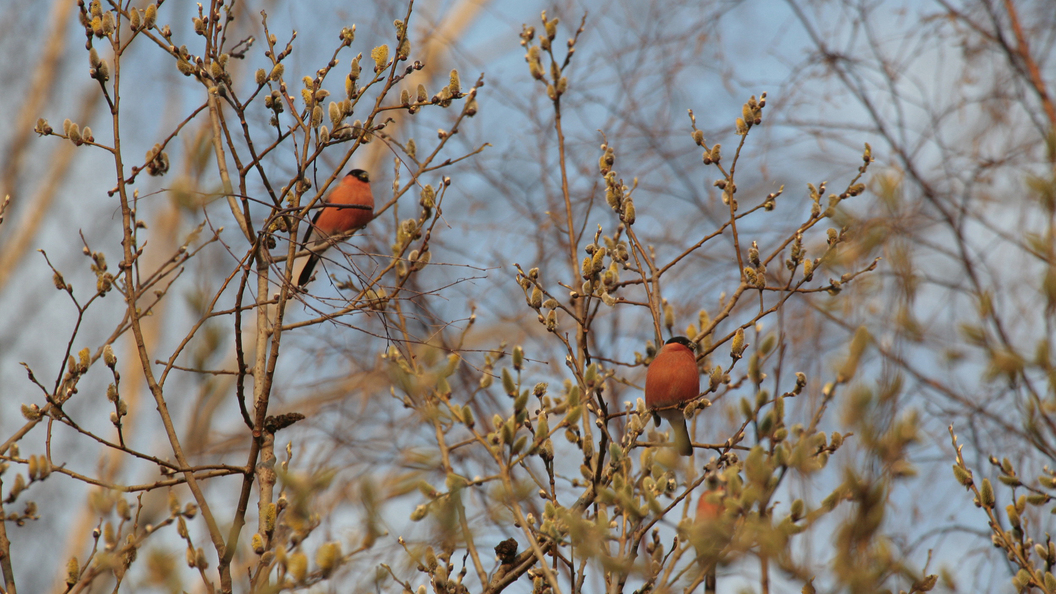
[297,254,320,287]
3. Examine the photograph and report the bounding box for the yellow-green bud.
[177,58,194,77]
[802,258,815,280]
[371,45,389,71]
[262,502,277,532]
[316,542,341,576]
[287,552,307,582]
[980,478,995,508]
[530,286,543,308]
[66,557,80,586]
[420,184,435,208]
[21,403,41,420]
[545,17,559,39]
[116,497,131,520]
[144,4,157,29]
[731,328,746,358]
[502,367,516,395]
[622,199,635,224]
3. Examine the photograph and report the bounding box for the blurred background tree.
[0,0,1052,593]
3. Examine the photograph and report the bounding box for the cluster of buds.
[392,19,411,61]
[54,347,94,404]
[518,267,558,331]
[714,176,736,209]
[578,233,629,307]
[785,232,819,282]
[144,143,169,176]
[79,0,116,39]
[735,93,766,135]
[338,25,355,47]
[302,76,331,125]
[431,70,465,107]
[88,248,114,295]
[127,4,157,32]
[598,144,636,225]
[688,109,721,165]
[207,53,231,87]
[61,118,93,146]
[743,240,766,289]
[410,546,468,594]
[190,2,226,38]
[174,44,199,78]
[88,47,110,83]
[342,55,361,98]
[521,12,570,102]
[34,118,53,136]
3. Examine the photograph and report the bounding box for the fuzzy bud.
[287,552,307,582]
[65,556,80,586]
[371,45,389,72]
[731,328,746,359]
[980,478,995,508]
[316,542,342,576]
[66,123,84,147]
[622,199,636,224]
[103,345,116,368]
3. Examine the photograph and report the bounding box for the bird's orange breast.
[645,343,700,407]
[314,177,374,236]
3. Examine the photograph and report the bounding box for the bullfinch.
[645,336,699,456]
[695,484,726,594]
[293,169,375,287]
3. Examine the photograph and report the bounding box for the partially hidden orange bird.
[645,336,700,456]
[294,169,375,287]
[695,484,726,594]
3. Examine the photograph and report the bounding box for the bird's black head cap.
[347,169,370,182]
[666,336,695,350]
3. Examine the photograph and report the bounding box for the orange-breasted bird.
[293,169,375,287]
[645,336,700,456]
[695,484,726,594]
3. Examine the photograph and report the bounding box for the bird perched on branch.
[293,169,375,287]
[695,482,727,594]
[645,336,700,456]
